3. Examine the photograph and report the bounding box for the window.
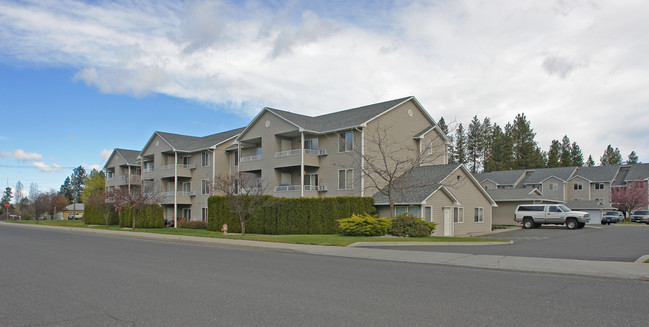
[549,206,561,212]
[474,207,484,223]
[549,183,558,191]
[304,138,319,150]
[338,169,353,189]
[338,132,353,152]
[574,183,583,190]
[182,182,191,193]
[201,179,210,195]
[182,208,191,220]
[202,152,211,167]
[182,156,191,165]
[304,174,319,190]
[395,206,420,217]
[233,151,238,166]
[424,206,432,222]
[144,161,154,171]
[595,183,604,190]
[201,207,208,223]
[454,207,464,223]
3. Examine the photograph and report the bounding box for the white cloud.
[0,149,43,161]
[83,164,102,172]
[1,0,648,160]
[100,149,112,161]
[32,162,63,172]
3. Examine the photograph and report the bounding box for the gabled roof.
[373,164,496,206]
[475,169,529,186]
[103,148,140,169]
[570,165,621,183]
[141,127,244,154]
[624,163,649,181]
[486,188,562,203]
[565,200,614,211]
[520,167,577,185]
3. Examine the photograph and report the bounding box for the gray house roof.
[571,165,621,182]
[115,148,140,165]
[373,164,460,205]
[624,163,649,181]
[154,127,244,153]
[565,200,614,211]
[485,188,562,202]
[519,167,577,185]
[475,169,529,186]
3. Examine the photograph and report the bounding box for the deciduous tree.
[211,172,272,235]
[611,182,649,218]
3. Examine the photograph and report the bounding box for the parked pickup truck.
[514,204,590,229]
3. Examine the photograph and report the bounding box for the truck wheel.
[523,218,534,229]
[566,218,578,230]
[577,223,585,228]
[601,221,606,225]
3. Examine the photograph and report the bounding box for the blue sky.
[1,0,648,198]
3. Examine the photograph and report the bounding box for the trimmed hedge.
[118,205,165,228]
[390,214,436,237]
[337,213,391,236]
[84,203,119,225]
[207,196,376,234]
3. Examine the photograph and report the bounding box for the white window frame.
[395,205,421,217]
[182,208,191,220]
[182,182,191,193]
[338,132,353,152]
[201,179,210,195]
[474,207,484,223]
[454,207,464,223]
[549,183,558,191]
[574,183,583,190]
[426,141,433,155]
[424,206,433,222]
[202,152,211,167]
[182,156,191,165]
[595,183,604,190]
[338,169,353,190]
[304,138,319,150]
[201,207,208,223]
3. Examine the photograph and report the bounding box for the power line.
[0,164,76,170]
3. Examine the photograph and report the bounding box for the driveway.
[358,224,649,262]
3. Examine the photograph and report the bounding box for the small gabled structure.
[373,163,497,237]
[476,169,530,190]
[486,188,563,225]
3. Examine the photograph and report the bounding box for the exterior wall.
[492,202,519,225]
[566,176,590,201]
[481,181,498,190]
[424,191,455,236]
[441,168,492,236]
[541,177,565,202]
[589,181,611,205]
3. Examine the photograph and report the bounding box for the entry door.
[443,207,453,236]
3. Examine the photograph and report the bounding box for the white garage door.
[586,210,602,224]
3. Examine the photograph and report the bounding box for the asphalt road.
[1,224,648,326]
[362,225,649,262]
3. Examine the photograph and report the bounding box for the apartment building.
[234,96,450,198]
[137,128,244,224]
[104,148,142,194]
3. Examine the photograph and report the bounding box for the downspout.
[300,132,304,197]
[174,152,178,228]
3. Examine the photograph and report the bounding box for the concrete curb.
[348,240,513,247]
[3,222,649,281]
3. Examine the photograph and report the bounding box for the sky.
[1,0,648,199]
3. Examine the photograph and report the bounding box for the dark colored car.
[601,211,624,225]
[630,210,649,224]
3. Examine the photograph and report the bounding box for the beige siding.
[541,177,565,201]
[567,176,589,201]
[441,168,492,236]
[424,191,455,236]
[492,202,519,225]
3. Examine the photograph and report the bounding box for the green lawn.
[4,220,509,246]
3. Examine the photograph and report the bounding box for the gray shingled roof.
[266,96,415,133]
[156,127,244,152]
[565,200,614,211]
[485,189,556,202]
[115,148,140,166]
[624,163,649,181]
[572,165,621,182]
[520,167,577,185]
[373,164,461,204]
[475,169,528,186]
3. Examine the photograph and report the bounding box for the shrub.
[336,213,391,236]
[180,221,208,229]
[118,205,164,228]
[390,214,436,237]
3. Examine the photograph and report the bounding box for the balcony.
[239,154,263,172]
[159,191,194,205]
[160,164,195,179]
[118,175,141,185]
[273,184,327,198]
[273,149,326,168]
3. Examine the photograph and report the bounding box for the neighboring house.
[565,200,614,225]
[63,203,84,220]
[234,96,450,198]
[479,169,531,190]
[517,167,577,202]
[567,165,621,206]
[486,188,563,225]
[373,164,497,237]
[137,128,244,224]
[104,148,142,195]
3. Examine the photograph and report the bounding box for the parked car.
[68,213,83,220]
[601,211,624,225]
[514,204,590,229]
[629,210,649,224]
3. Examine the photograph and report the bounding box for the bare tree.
[211,172,273,235]
[49,192,68,219]
[110,186,159,229]
[346,122,449,217]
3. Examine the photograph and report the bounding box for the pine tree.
[570,142,584,167]
[59,177,74,203]
[481,117,494,172]
[466,116,483,173]
[71,165,87,203]
[627,151,639,164]
[559,135,572,167]
[586,155,595,167]
[484,125,514,172]
[438,117,455,163]
[510,113,544,169]
[455,123,467,164]
[547,140,561,168]
[600,145,623,165]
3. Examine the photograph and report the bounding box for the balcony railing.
[240,154,262,162]
[119,175,141,183]
[160,191,195,197]
[143,167,154,172]
[304,185,327,191]
[275,149,328,158]
[161,164,196,171]
[275,184,301,192]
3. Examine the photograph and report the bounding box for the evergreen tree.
[71,165,87,203]
[600,145,623,165]
[570,142,584,167]
[510,113,544,169]
[484,125,514,172]
[547,140,561,168]
[466,116,483,173]
[437,117,449,135]
[481,117,494,172]
[438,117,455,163]
[627,151,639,164]
[559,135,572,167]
[1,187,12,204]
[586,155,595,167]
[59,177,73,203]
[455,123,467,164]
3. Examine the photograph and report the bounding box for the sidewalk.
[4,222,649,281]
